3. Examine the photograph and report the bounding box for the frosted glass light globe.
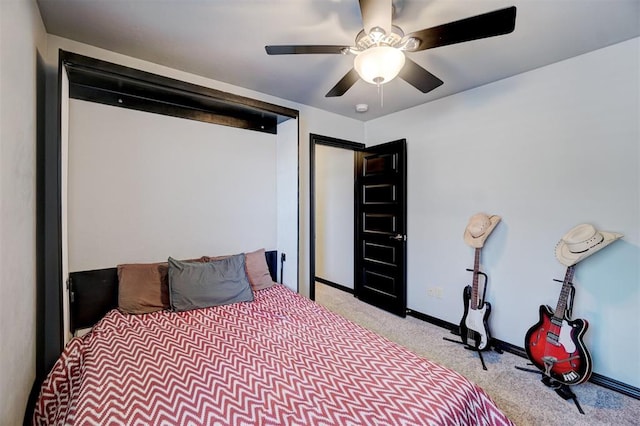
[354,46,405,85]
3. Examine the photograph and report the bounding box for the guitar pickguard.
[557,320,577,354]
[465,305,490,350]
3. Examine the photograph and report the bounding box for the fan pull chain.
[378,83,384,108]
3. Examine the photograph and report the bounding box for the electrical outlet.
[428,287,443,298]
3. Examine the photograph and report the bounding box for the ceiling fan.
[265,0,516,98]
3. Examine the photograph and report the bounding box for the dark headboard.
[69,250,278,333]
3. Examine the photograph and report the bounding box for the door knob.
[390,234,406,241]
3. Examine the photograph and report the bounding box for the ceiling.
[36,0,639,121]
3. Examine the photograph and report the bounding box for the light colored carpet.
[315,283,640,426]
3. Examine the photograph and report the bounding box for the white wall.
[365,38,640,387]
[0,0,47,423]
[276,118,298,290]
[315,145,355,289]
[68,99,278,269]
[61,67,71,343]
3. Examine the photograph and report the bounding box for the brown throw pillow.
[117,262,170,314]
[117,257,205,314]
[245,248,275,291]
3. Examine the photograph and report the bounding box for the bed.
[33,250,513,425]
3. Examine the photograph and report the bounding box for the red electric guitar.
[524,266,592,385]
[459,247,491,350]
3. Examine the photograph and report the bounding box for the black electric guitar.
[524,266,592,385]
[459,248,492,350]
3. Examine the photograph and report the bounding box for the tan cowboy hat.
[463,213,501,248]
[555,223,622,266]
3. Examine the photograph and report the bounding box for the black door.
[355,139,407,317]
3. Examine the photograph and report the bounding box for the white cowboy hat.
[463,213,501,248]
[555,223,623,266]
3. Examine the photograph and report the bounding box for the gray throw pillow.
[168,254,253,312]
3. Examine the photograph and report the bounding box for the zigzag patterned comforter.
[34,284,513,425]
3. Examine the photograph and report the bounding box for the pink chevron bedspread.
[34,284,513,425]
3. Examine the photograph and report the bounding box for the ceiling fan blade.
[358,0,392,35]
[265,45,349,55]
[403,6,517,52]
[398,58,443,93]
[326,68,360,97]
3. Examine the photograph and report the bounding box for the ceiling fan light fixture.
[354,46,405,85]
[367,26,386,43]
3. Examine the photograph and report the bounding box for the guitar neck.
[471,248,481,309]
[553,266,576,321]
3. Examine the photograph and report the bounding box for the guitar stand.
[515,364,585,414]
[443,332,503,371]
[443,335,487,370]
